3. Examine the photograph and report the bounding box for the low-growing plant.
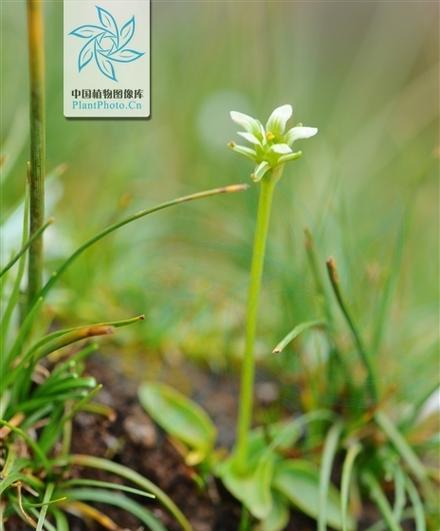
[0,2,247,529]
[139,105,438,530]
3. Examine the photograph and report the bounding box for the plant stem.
[236,167,281,468]
[27,0,46,306]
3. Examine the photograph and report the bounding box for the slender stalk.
[236,167,281,468]
[0,218,53,279]
[326,257,378,403]
[37,184,248,303]
[27,0,46,306]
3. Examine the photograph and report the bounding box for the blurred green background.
[1,1,438,403]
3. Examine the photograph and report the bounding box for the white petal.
[230,111,261,135]
[285,126,318,146]
[237,131,261,146]
[265,104,293,135]
[270,143,292,154]
[251,161,270,182]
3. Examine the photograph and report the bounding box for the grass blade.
[63,488,166,531]
[392,466,406,521]
[272,319,325,354]
[51,509,69,531]
[0,218,53,279]
[341,443,361,531]
[371,209,410,355]
[35,184,248,304]
[60,478,155,498]
[375,411,426,482]
[319,422,342,531]
[65,454,191,531]
[326,257,378,403]
[0,419,49,471]
[404,475,426,531]
[362,471,402,531]
[36,483,54,531]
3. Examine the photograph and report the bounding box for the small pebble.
[124,407,157,447]
[256,381,279,405]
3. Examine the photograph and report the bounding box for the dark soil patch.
[6,352,405,531]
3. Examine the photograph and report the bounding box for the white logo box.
[64,0,150,118]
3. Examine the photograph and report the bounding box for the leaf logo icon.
[69,6,145,82]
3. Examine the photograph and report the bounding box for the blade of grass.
[362,471,402,531]
[63,489,166,531]
[341,443,361,531]
[305,229,352,404]
[404,475,426,531]
[392,466,406,522]
[36,483,54,531]
[37,184,248,302]
[326,257,378,403]
[371,209,410,355]
[60,478,155,498]
[365,509,416,531]
[23,314,144,363]
[65,454,191,531]
[20,184,248,335]
[400,382,439,432]
[51,508,69,531]
[0,420,49,470]
[318,422,343,531]
[272,319,325,354]
[62,500,119,530]
[375,411,426,482]
[0,218,53,279]
[2,297,43,376]
[2,325,112,397]
[0,187,29,353]
[304,229,334,328]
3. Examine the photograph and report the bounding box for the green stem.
[236,167,281,468]
[27,0,46,306]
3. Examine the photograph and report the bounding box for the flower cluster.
[228,104,318,182]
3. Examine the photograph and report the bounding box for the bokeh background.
[1,1,438,405]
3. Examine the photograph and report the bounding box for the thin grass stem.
[27,0,46,305]
[326,257,378,404]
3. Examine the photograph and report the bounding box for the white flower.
[229,104,318,182]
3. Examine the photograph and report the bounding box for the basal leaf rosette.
[228,104,318,182]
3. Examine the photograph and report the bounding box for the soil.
[5,351,409,531]
[67,353,317,531]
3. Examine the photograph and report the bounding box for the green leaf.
[138,382,216,464]
[273,459,350,530]
[218,451,275,520]
[260,492,290,531]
